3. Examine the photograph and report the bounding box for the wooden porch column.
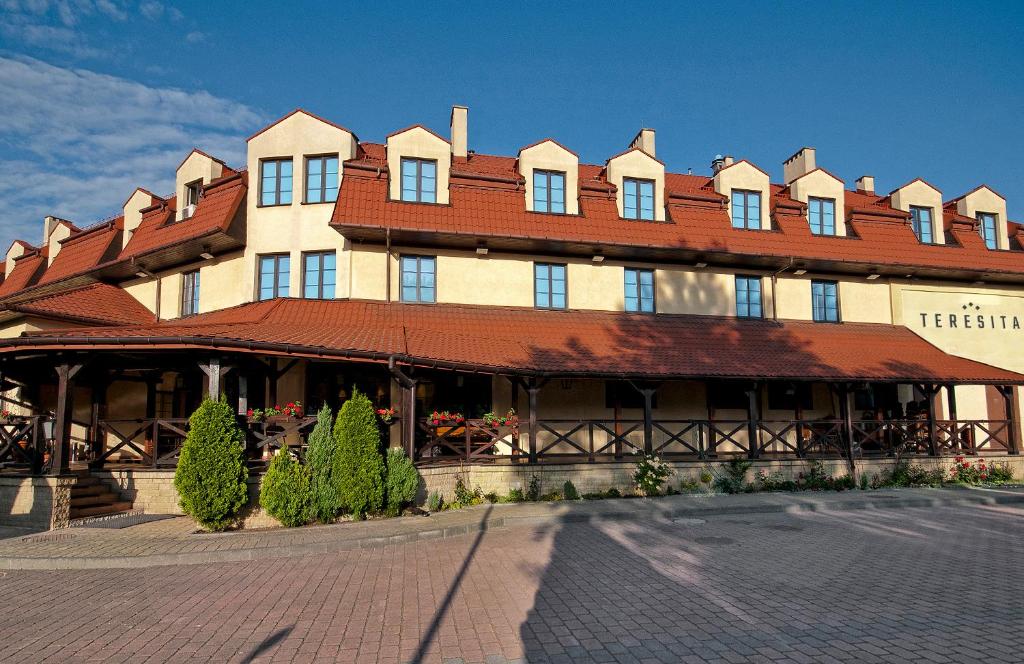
[527,379,541,464]
[998,385,1019,455]
[89,373,109,468]
[51,362,83,475]
[746,382,761,459]
[838,383,858,480]
[632,382,657,456]
[922,384,939,456]
[946,384,961,453]
[199,358,233,400]
[268,358,278,406]
[405,380,418,459]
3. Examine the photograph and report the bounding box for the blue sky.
[1,1,1022,251]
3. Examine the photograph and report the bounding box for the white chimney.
[450,105,468,159]
[711,154,734,174]
[855,175,875,194]
[630,128,656,158]
[42,215,61,246]
[783,147,816,185]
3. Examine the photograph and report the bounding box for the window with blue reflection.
[258,254,290,300]
[731,190,761,229]
[535,263,567,309]
[910,206,933,244]
[181,270,200,316]
[401,158,436,203]
[260,159,292,206]
[811,280,839,322]
[305,155,339,204]
[400,255,436,302]
[533,170,566,213]
[979,212,998,249]
[302,251,336,299]
[623,178,655,220]
[624,268,655,313]
[808,197,836,235]
[735,276,762,318]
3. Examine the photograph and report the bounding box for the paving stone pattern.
[1,503,1023,663]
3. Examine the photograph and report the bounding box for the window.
[532,170,566,213]
[400,158,436,203]
[623,178,655,220]
[624,268,654,313]
[731,190,761,229]
[978,212,998,249]
[808,197,836,236]
[400,255,436,303]
[534,263,567,309]
[767,383,814,411]
[258,254,290,300]
[735,275,762,318]
[305,155,339,204]
[185,181,201,207]
[181,270,200,316]
[910,206,933,244]
[811,280,839,322]
[708,382,749,410]
[302,251,336,299]
[260,159,293,206]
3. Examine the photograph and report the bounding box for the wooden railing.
[0,416,48,473]
[94,418,190,468]
[415,417,1014,464]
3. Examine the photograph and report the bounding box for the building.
[0,106,1022,522]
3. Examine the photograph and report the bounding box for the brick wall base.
[0,475,75,530]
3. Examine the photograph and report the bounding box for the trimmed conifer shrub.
[385,447,419,516]
[173,398,249,531]
[332,387,385,519]
[259,447,312,527]
[305,403,339,522]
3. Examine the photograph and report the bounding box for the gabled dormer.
[712,158,770,230]
[606,144,665,222]
[889,178,944,245]
[122,188,158,250]
[518,139,579,215]
[176,149,225,221]
[783,148,846,236]
[950,185,1008,250]
[44,217,77,266]
[4,240,33,278]
[386,125,451,205]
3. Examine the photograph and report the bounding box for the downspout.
[154,274,161,320]
[385,227,392,303]
[769,257,795,321]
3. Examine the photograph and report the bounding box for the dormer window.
[533,170,566,213]
[182,180,201,220]
[910,206,933,244]
[808,197,836,236]
[260,158,293,206]
[730,190,761,229]
[979,212,998,249]
[305,155,339,204]
[400,158,437,203]
[623,178,655,220]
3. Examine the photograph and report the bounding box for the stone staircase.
[69,469,133,520]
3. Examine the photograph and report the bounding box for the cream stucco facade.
[518,140,580,215]
[788,169,848,236]
[605,148,666,222]
[889,179,946,245]
[713,160,771,230]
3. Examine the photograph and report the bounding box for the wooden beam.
[198,358,232,399]
[998,385,1019,455]
[527,379,542,464]
[50,362,83,475]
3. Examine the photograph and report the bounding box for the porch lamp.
[866,273,881,280]
[41,418,55,441]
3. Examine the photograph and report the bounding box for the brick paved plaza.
[1,503,1022,663]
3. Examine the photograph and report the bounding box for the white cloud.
[138,0,161,19]
[0,56,267,248]
[184,30,204,43]
[0,0,129,59]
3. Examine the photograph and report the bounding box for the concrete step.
[70,492,120,508]
[69,501,133,519]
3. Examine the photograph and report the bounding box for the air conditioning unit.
[182,203,196,219]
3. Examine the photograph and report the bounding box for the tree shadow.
[240,624,293,663]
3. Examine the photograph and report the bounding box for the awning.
[2,298,1022,384]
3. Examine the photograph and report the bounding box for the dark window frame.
[181,269,200,317]
[624,267,655,313]
[534,262,568,310]
[978,211,998,249]
[257,253,290,301]
[811,279,841,323]
[184,179,202,207]
[622,177,656,220]
[808,196,837,236]
[400,254,437,303]
[730,189,762,229]
[910,205,934,244]
[735,274,763,319]
[304,154,340,204]
[301,250,337,299]
[259,158,293,207]
[400,157,438,203]
[532,169,567,214]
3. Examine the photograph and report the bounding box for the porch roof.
[1,298,1021,384]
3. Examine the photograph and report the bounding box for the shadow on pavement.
[241,625,293,663]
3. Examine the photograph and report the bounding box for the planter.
[265,415,300,426]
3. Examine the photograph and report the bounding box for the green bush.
[506,487,525,502]
[604,487,621,498]
[562,480,579,500]
[173,399,249,531]
[756,470,797,492]
[426,490,443,512]
[305,404,339,523]
[988,461,1015,483]
[634,454,672,496]
[260,448,312,527]
[385,448,419,516]
[526,475,541,501]
[714,459,752,494]
[332,388,386,519]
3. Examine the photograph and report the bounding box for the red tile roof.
[0,251,47,297]
[8,299,1021,383]
[38,220,121,285]
[2,283,155,326]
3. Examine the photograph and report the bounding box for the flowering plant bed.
[482,409,518,428]
[376,407,398,424]
[247,401,304,423]
[428,410,464,425]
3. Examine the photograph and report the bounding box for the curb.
[3,489,1023,570]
